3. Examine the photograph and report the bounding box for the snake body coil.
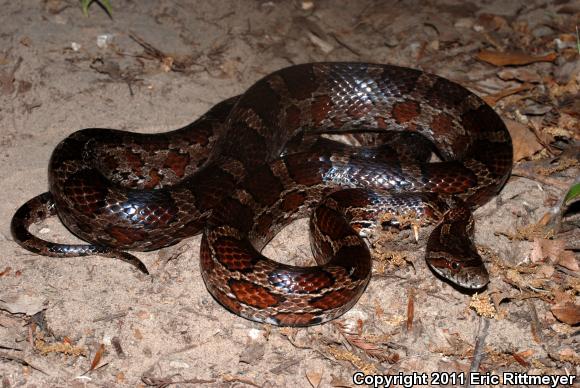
[12,63,512,326]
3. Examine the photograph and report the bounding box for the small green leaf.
[576,25,580,55]
[564,182,580,205]
[100,0,113,16]
[80,0,91,16]
[80,0,113,17]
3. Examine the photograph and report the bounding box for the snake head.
[426,253,489,290]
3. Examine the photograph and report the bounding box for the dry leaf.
[536,264,554,278]
[476,50,557,66]
[511,351,531,367]
[476,13,509,31]
[559,348,579,363]
[133,328,143,340]
[0,293,45,315]
[504,119,543,161]
[90,344,105,371]
[553,290,574,305]
[530,239,573,266]
[329,374,352,387]
[306,370,323,388]
[497,68,542,83]
[558,251,578,271]
[551,302,580,325]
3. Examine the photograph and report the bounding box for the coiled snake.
[11,63,512,326]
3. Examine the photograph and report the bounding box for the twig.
[142,375,214,387]
[527,300,543,344]
[406,289,415,333]
[331,33,361,57]
[92,311,127,323]
[466,317,489,388]
[0,352,48,375]
[511,166,571,191]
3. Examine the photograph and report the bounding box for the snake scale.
[11,62,512,326]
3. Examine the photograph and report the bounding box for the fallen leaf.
[90,344,105,371]
[551,302,580,325]
[476,13,509,31]
[557,250,579,271]
[133,328,143,340]
[239,342,265,364]
[306,370,323,387]
[559,348,579,364]
[476,50,557,66]
[0,293,45,315]
[504,119,543,161]
[536,264,554,278]
[511,351,531,367]
[497,68,542,83]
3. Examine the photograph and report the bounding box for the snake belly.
[11,63,512,326]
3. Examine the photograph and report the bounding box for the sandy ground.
[0,0,578,387]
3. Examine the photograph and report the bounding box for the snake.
[11,62,512,326]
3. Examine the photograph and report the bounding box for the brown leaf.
[476,50,557,66]
[90,344,105,371]
[497,68,542,83]
[511,351,531,367]
[530,239,576,270]
[476,13,509,31]
[557,250,579,271]
[306,370,323,388]
[551,302,580,325]
[536,264,554,278]
[504,119,543,161]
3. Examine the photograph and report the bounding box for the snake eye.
[451,262,461,271]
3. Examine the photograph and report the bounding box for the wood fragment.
[406,289,414,332]
[467,317,489,388]
[92,311,127,323]
[222,375,262,387]
[527,300,543,343]
[511,166,572,191]
[0,352,47,375]
[111,337,126,359]
[142,375,214,387]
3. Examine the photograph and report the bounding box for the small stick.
[511,166,571,191]
[0,352,48,375]
[92,312,127,323]
[466,317,490,388]
[406,289,415,333]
